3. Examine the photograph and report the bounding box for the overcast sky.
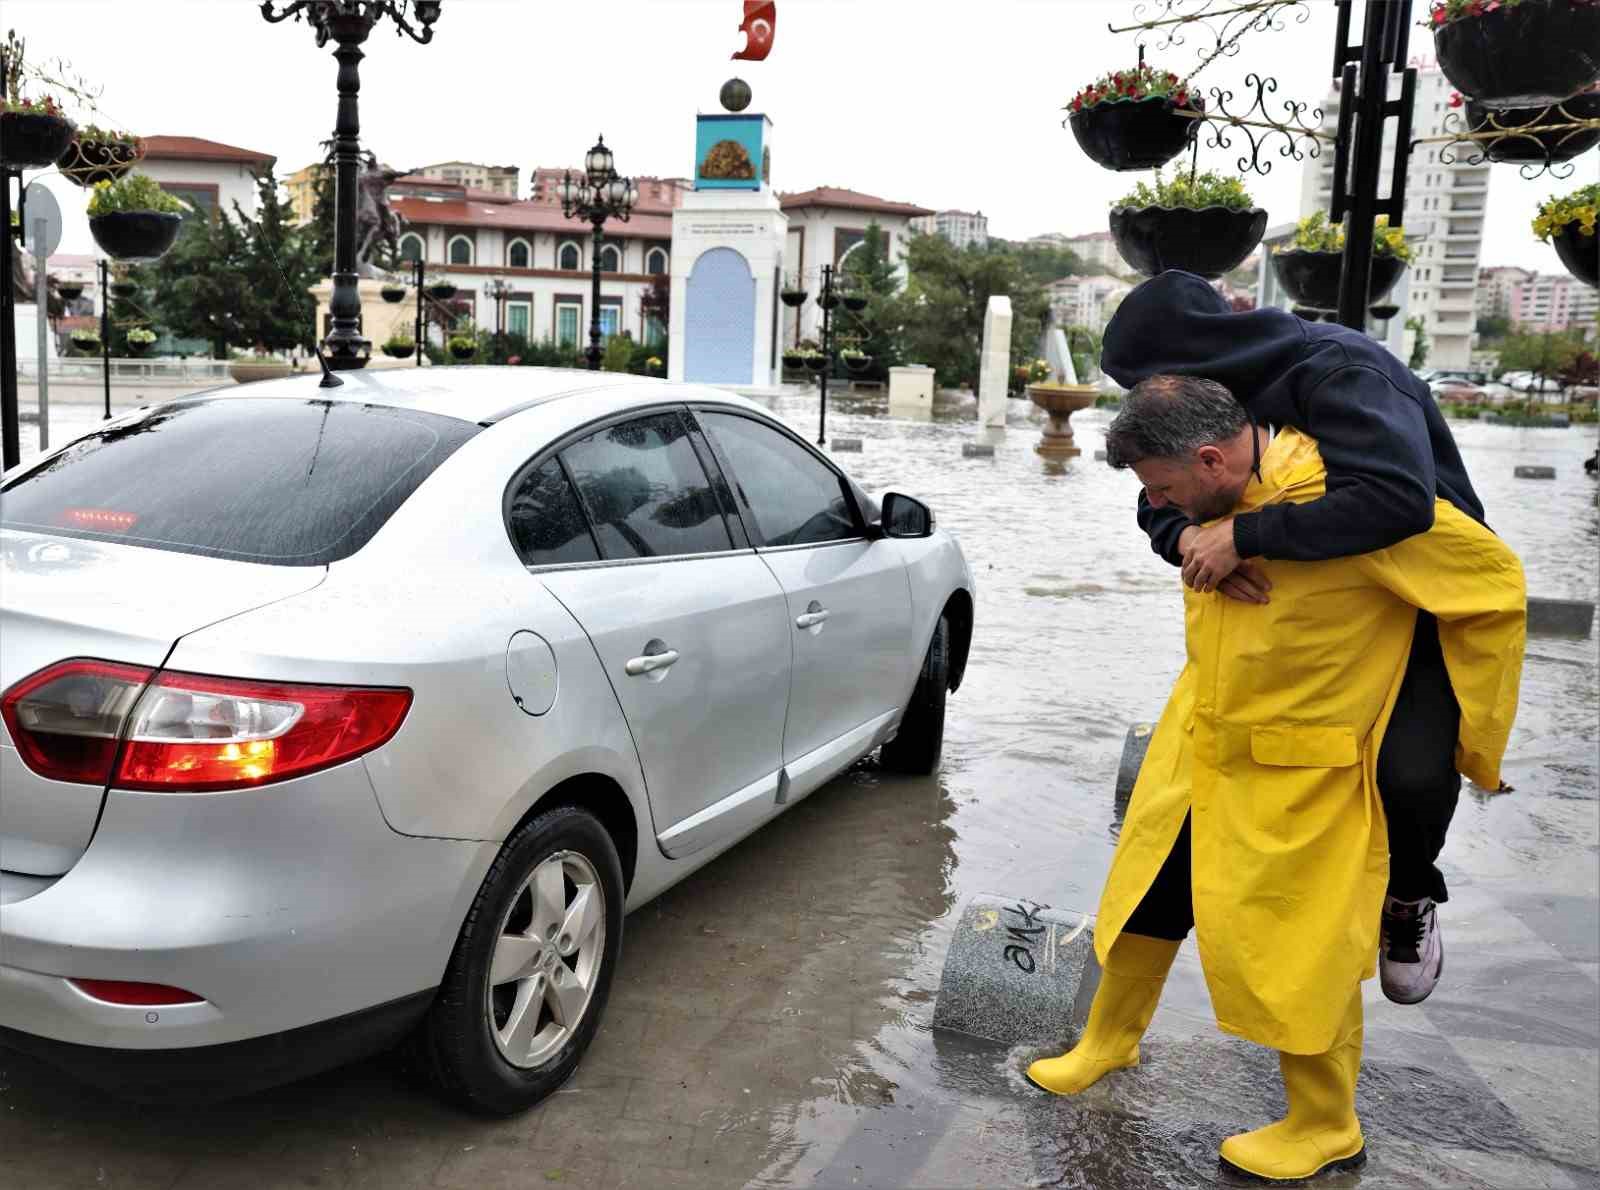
[8,0,1576,274]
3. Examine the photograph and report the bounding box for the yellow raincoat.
[1096,428,1525,1053]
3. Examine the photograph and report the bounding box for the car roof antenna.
[262,234,343,389]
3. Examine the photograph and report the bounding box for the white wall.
[138,159,261,220]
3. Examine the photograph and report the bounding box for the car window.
[506,457,600,566]
[0,398,477,565]
[699,411,858,547]
[561,412,733,560]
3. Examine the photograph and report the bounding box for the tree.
[885,234,1050,389]
[1405,315,1429,371]
[837,221,902,381]
[136,171,320,358]
[1496,330,1586,400]
[1475,313,1511,341]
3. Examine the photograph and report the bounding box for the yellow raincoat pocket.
[1249,725,1359,768]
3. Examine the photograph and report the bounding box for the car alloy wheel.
[407,805,624,1115]
[487,850,606,1068]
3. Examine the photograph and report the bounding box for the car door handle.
[795,609,830,629]
[625,649,680,676]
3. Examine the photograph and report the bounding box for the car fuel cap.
[506,631,558,716]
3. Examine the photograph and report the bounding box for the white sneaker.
[1380,895,1443,1004]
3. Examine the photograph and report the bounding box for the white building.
[1298,59,1490,369]
[779,186,931,346]
[1062,230,1128,274]
[138,135,277,219]
[413,160,520,198]
[910,208,988,249]
[1047,273,1132,332]
[388,174,675,348]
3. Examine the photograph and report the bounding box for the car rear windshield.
[0,398,479,565]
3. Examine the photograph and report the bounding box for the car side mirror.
[879,491,934,539]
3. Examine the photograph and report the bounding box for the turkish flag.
[732,1,775,61]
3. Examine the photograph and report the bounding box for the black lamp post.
[558,137,638,370]
[786,263,867,447]
[486,276,511,339]
[260,0,440,370]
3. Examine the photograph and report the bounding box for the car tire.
[406,805,625,1115]
[880,614,949,775]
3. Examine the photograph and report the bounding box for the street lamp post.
[558,137,638,371]
[260,0,440,370]
[486,276,511,341]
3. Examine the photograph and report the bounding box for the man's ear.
[1194,444,1227,473]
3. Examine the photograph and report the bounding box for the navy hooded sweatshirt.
[1101,270,1485,566]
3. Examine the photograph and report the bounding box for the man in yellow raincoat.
[1027,375,1525,1182]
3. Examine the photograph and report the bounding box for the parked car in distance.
[0,368,976,1114]
[1429,378,1487,404]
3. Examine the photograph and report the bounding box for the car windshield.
[0,397,479,565]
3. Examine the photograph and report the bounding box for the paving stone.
[961,442,995,458]
[1515,465,1557,479]
[830,437,863,452]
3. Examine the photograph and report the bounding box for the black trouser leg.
[1376,611,1462,903]
[1122,813,1195,942]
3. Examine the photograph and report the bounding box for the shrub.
[1114,169,1256,211]
[87,173,187,216]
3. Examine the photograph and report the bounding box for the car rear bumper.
[0,989,434,1102]
[0,760,492,1054]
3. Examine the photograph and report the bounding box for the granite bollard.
[1514,465,1556,479]
[933,893,1100,1046]
[1527,596,1595,638]
[962,443,996,458]
[831,437,863,453]
[1115,721,1156,806]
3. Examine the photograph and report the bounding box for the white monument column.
[669,111,787,389]
[977,294,1013,428]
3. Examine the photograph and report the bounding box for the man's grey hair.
[1104,374,1250,469]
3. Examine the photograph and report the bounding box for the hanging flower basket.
[841,352,873,373]
[1273,251,1408,309]
[1532,182,1598,285]
[57,131,143,188]
[780,288,808,308]
[803,353,828,373]
[1551,222,1598,286]
[818,291,841,311]
[0,106,75,168]
[1369,303,1402,321]
[89,211,182,263]
[448,337,477,361]
[55,281,84,301]
[1290,306,1328,321]
[1432,0,1600,108]
[782,351,806,369]
[1110,206,1267,279]
[426,281,457,300]
[125,330,157,358]
[1466,90,1600,164]
[381,284,407,303]
[108,280,139,300]
[1066,66,1203,172]
[382,340,416,359]
[842,293,867,312]
[69,331,101,356]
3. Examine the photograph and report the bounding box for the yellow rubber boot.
[1219,989,1366,1181]
[1025,933,1180,1095]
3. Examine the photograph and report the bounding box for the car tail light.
[0,660,154,784]
[3,660,412,792]
[69,979,204,1006]
[116,671,413,792]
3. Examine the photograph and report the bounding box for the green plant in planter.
[447,335,477,357]
[75,122,139,148]
[125,327,157,346]
[1532,181,1598,241]
[383,333,415,353]
[1114,169,1256,211]
[87,173,187,216]
[1427,0,1598,26]
[1280,210,1413,262]
[0,94,62,116]
[1067,63,1193,113]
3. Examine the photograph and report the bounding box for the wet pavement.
[3,388,1597,1189]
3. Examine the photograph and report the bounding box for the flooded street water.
[3,388,1597,1189]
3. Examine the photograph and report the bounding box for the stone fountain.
[1027,329,1097,457]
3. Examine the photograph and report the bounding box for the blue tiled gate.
[684,247,755,385]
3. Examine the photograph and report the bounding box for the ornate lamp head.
[584,137,615,185]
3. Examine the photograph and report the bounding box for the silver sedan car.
[0,368,974,1113]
